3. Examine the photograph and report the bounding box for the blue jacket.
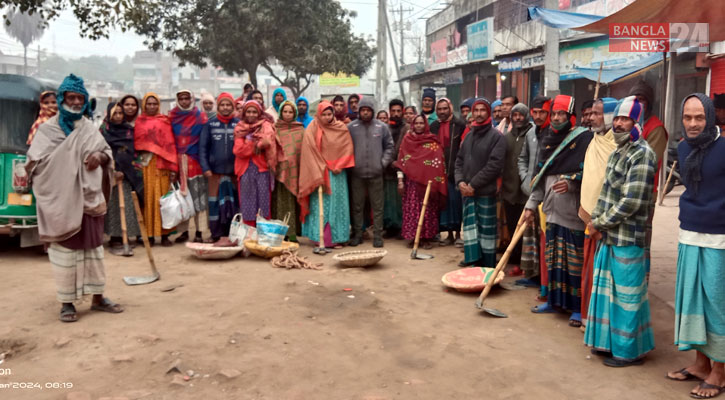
[199,116,240,175]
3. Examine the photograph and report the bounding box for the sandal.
[59,304,78,323]
[667,368,706,382]
[691,382,725,399]
[603,357,644,368]
[569,312,582,327]
[530,304,557,314]
[454,238,464,248]
[90,298,124,313]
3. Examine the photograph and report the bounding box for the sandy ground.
[0,188,697,400]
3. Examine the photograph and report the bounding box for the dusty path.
[0,193,693,399]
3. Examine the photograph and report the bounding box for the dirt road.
[0,190,692,399]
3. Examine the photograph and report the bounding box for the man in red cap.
[525,94,593,328]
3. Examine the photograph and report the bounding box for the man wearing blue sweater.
[667,93,725,400]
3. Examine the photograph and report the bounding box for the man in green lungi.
[584,96,656,367]
[666,93,725,399]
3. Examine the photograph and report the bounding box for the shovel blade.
[410,249,434,260]
[482,307,508,318]
[123,274,160,286]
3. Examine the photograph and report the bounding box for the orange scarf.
[26,91,58,145]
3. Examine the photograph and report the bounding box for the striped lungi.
[584,244,654,361]
[48,243,106,303]
[545,223,584,313]
[462,196,497,268]
[675,243,725,362]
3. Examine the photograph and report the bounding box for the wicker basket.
[186,242,243,260]
[244,240,299,259]
[332,249,388,267]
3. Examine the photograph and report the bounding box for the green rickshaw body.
[0,74,56,246]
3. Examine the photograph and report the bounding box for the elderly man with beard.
[348,97,395,247]
[456,98,506,269]
[585,96,656,368]
[383,99,408,238]
[26,74,123,322]
[578,97,618,326]
[501,103,534,276]
[526,95,593,327]
[431,98,466,247]
[666,94,725,399]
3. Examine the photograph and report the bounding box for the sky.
[0,1,440,61]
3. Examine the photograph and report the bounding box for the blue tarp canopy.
[573,53,664,83]
[527,7,604,29]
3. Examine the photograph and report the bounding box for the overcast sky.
[0,1,439,60]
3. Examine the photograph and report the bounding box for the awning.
[575,0,725,43]
[530,0,725,42]
[527,7,603,30]
[573,53,664,83]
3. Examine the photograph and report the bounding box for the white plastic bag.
[229,214,257,257]
[160,185,184,229]
[179,185,196,221]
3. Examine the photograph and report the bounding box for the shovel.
[411,180,434,260]
[313,186,328,255]
[474,211,527,317]
[123,191,160,285]
[113,177,133,257]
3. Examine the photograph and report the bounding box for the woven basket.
[186,242,243,260]
[244,240,299,259]
[441,267,506,292]
[332,249,388,267]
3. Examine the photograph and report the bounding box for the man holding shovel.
[584,96,656,367]
[455,98,506,268]
[26,74,124,322]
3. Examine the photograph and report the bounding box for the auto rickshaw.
[0,74,56,247]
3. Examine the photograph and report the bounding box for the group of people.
[24,73,724,399]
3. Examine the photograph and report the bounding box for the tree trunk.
[23,45,27,76]
[246,63,258,89]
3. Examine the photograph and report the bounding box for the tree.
[4,6,45,75]
[130,0,374,96]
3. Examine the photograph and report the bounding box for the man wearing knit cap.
[460,98,474,120]
[348,97,395,247]
[26,74,123,322]
[491,99,503,127]
[516,95,550,289]
[455,98,506,268]
[502,102,534,276]
[666,93,725,399]
[585,96,656,368]
[200,92,240,242]
[431,97,466,246]
[170,90,209,244]
[525,94,592,327]
[421,88,438,125]
[578,97,618,327]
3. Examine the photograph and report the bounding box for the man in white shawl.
[26,74,124,323]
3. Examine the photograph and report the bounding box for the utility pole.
[543,0,560,97]
[376,0,388,107]
[385,5,407,104]
[391,5,413,66]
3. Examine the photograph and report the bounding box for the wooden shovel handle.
[476,211,527,304]
[117,178,128,247]
[318,186,324,248]
[412,180,432,252]
[131,191,158,276]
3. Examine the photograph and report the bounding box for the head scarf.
[296,96,313,128]
[680,93,720,195]
[394,114,447,201]
[170,91,208,159]
[628,80,654,118]
[57,74,90,136]
[549,94,576,134]
[27,90,57,145]
[491,99,502,125]
[612,96,643,145]
[118,94,140,124]
[332,95,349,122]
[272,88,287,112]
[471,98,492,127]
[233,100,283,177]
[511,103,531,135]
[215,92,235,124]
[101,102,143,198]
[200,92,217,120]
[175,89,195,111]
[134,92,178,171]
[274,100,305,195]
[297,100,355,221]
